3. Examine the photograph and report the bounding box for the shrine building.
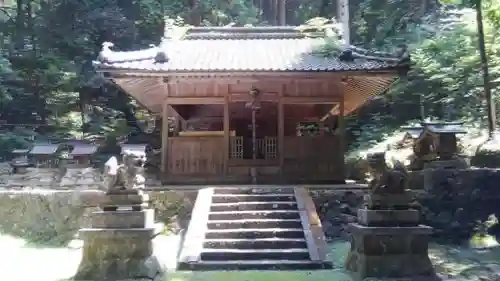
[93,25,410,185]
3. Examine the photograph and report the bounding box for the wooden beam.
[320,104,340,121]
[338,93,346,179]
[166,97,225,104]
[230,92,278,102]
[278,87,285,179]
[282,97,341,104]
[104,70,401,79]
[160,78,170,179]
[223,90,230,175]
[166,77,341,84]
[161,96,169,177]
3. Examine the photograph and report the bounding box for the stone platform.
[345,187,437,281]
[74,191,165,281]
[345,223,435,279]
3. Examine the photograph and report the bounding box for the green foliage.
[0,0,499,157]
[296,17,343,56]
[471,140,500,167]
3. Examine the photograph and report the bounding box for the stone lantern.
[10,148,31,174]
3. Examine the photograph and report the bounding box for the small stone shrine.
[345,152,436,281]
[66,140,98,166]
[10,148,31,174]
[401,121,468,170]
[74,150,164,281]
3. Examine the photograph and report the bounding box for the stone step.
[209,210,300,220]
[213,188,295,195]
[201,248,310,261]
[181,260,329,271]
[200,248,310,261]
[203,238,307,249]
[205,228,304,239]
[211,194,295,203]
[207,218,302,229]
[210,201,297,212]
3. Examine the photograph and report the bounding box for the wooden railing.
[230,136,277,160]
[167,137,225,175]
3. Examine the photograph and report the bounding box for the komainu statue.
[102,150,146,193]
[367,151,409,194]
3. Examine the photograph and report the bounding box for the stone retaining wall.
[415,168,500,242]
[0,189,196,245]
[0,165,499,244]
[314,168,500,242]
[0,162,163,190]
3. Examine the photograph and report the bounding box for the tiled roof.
[402,122,467,135]
[120,144,148,154]
[30,143,60,155]
[70,144,97,156]
[94,26,410,73]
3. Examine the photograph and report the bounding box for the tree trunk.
[278,0,286,25]
[319,0,329,17]
[476,0,496,138]
[188,0,201,26]
[15,0,24,50]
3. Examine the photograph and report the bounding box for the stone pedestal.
[74,190,164,281]
[345,193,437,281]
[423,158,469,170]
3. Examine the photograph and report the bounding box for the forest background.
[0,0,499,157]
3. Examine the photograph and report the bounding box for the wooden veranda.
[94,26,409,185]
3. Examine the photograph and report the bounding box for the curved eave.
[94,64,410,78]
[340,75,400,116]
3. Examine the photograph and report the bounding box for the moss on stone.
[471,141,500,168]
[0,190,195,246]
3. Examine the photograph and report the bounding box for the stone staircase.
[178,187,332,271]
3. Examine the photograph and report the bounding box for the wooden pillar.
[161,95,169,179]
[278,92,284,177]
[338,97,346,180]
[223,96,230,175]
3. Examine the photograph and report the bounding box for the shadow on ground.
[1,234,500,281]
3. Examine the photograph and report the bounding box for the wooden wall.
[153,75,348,184]
[165,135,344,184]
[167,137,225,175]
[282,136,344,183]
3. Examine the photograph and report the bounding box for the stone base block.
[80,227,156,240]
[357,209,420,227]
[364,193,413,209]
[74,254,164,281]
[345,252,436,281]
[423,158,469,170]
[79,228,156,258]
[100,193,149,206]
[345,223,436,281]
[106,189,143,196]
[89,209,155,229]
